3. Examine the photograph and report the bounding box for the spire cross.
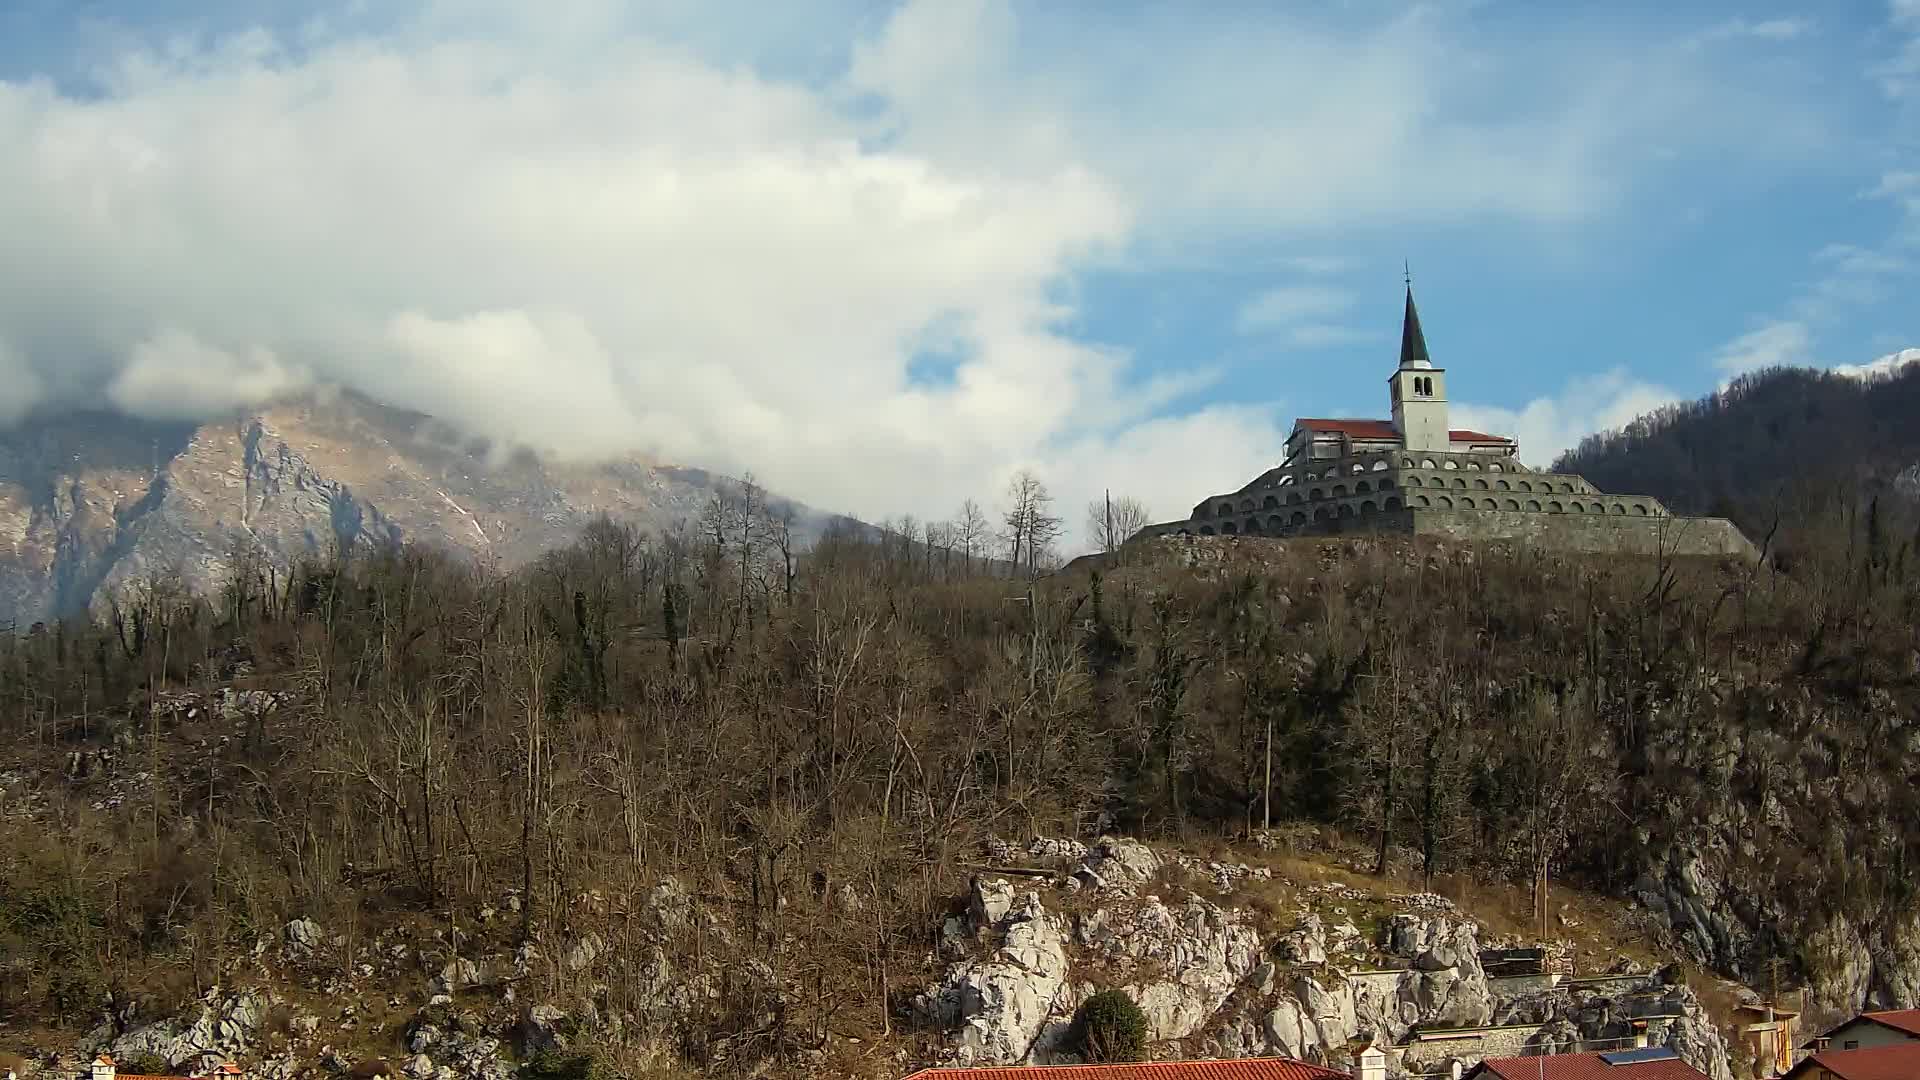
[1404,261,1411,289]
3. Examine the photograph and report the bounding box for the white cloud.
[1872,172,1920,244]
[0,0,1870,554]
[1710,321,1812,376]
[1698,17,1815,43]
[1453,370,1680,469]
[1236,286,1353,332]
[0,338,42,425]
[1833,346,1920,379]
[1279,256,1357,276]
[1235,285,1388,347]
[108,330,310,420]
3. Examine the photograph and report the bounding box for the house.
[1781,1041,1920,1079]
[88,1056,243,1080]
[1806,1010,1920,1054]
[898,1049,1365,1080]
[1463,1047,1712,1080]
[1733,1001,1800,1077]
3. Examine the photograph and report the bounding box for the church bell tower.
[1389,282,1449,452]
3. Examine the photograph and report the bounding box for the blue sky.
[0,1,1915,539]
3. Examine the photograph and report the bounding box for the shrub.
[521,1051,613,1080]
[1074,989,1150,1063]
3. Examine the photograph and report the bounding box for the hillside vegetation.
[0,474,1917,1075]
[1555,363,1920,559]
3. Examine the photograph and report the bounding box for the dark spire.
[1398,280,1432,370]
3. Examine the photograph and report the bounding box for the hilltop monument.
[1136,283,1755,558]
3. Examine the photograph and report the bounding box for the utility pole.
[1262,707,1273,833]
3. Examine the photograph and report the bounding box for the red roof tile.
[1295,418,1400,439]
[1292,418,1512,444]
[1471,1051,1710,1080]
[900,1058,1347,1080]
[1787,1042,1920,1079]
[1860,1009,1920,1037]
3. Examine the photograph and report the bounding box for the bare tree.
[1085,493,1152,554]
[956,499,989,572]
[1002,470,1060,579]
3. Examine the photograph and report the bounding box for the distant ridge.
[0,391,841,625]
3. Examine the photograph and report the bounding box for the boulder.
[1075,894,1262,1042]
[1073,837,1162,894]
[518,1006,570,1055]
[1277,915,1328,965]
[970,878,1017,932]
[284,919,323,957]
[918,892,1071,1065]
[564,933,604,973]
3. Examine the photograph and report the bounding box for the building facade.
[1135,286,1756,560]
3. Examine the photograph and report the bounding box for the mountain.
[0,390,841,626]
[1553,354,1920,551]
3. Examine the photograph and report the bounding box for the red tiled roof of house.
[1295,418,1400,439]
[899,1058,1347,1080]
[1859,1009,1920,1037]
[1786,1042,1920,1079]
[1292,418,1512,444]
[1470,1051,1710,1080]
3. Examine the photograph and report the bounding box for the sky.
[0,1,1916,546]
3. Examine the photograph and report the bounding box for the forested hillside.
[1554,363,1920,558]
[1,477,1917,1079]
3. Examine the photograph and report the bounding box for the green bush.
[522,1051,613,1080]
[1074,989,1150,1063]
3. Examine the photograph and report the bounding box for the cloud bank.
[0,1,1865,546]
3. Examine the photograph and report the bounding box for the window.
[1845,1042,1859,1051]
[1356,480,1372,494]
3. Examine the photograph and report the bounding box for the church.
[1136,286,1756,558]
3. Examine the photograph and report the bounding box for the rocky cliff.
[0,393,837,626]
[0,825,1744,1080]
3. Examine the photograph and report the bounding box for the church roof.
[1293,418,1513,445]
[1399,284,1434,370]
